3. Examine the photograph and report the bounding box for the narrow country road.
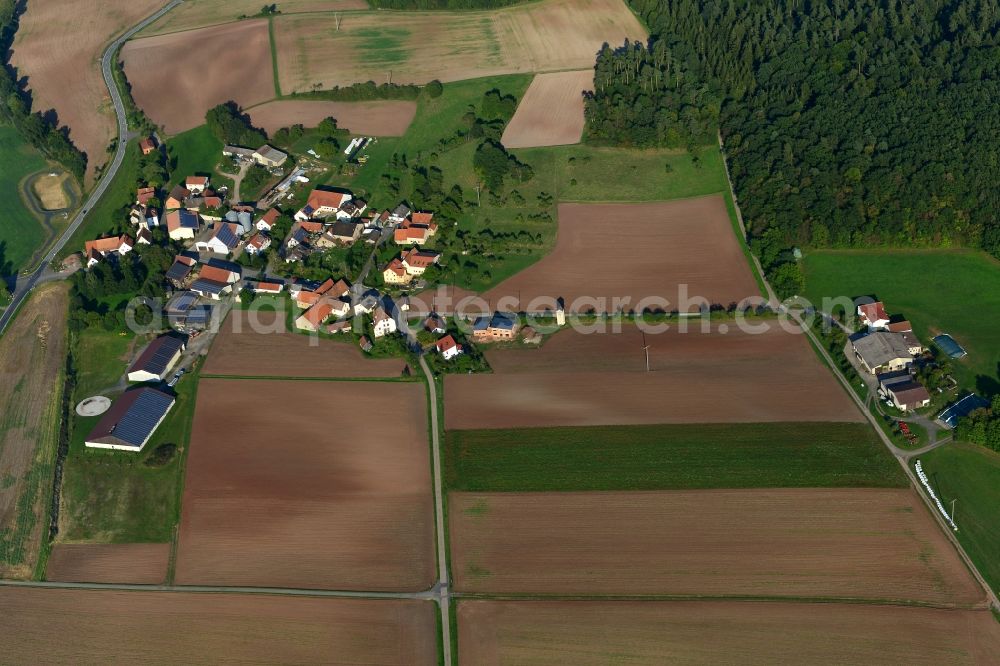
[0,0,183,335]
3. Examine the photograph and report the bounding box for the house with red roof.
[857,301,890,330]
[83,235,133,268]
[436,334,462,360]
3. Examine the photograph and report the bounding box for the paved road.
[0,0,183,336]
[419,354,453,666]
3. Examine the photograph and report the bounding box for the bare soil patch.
[449,489,984,604]
[203,310,407,377]
[478,196,759,313]
[445,323,862,430]
[176,378,434,590]
[141,0,368,36]
[273,0,646,91]
[0,588,437,664]
[0,284,69,578]
[501,70,592,148]
[122,21,275,135]
[248,100,417,137]
[46,543,169,584]
[10,0,165,183]
[31,173,71,210]
[459,600,1000,665]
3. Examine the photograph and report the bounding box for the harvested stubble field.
[501,70,592,148]
[176,378,435,590]
[445,323,862,430]
[46,543,169,584]
[10,0,164,182]
[482,196,760,312]
[273,0,646,91]
[122,21,275,135]
[449,489,984,605]
[458,600,1000,665]
[0,588,437,664]
[141,0,368,36]
[203,310,407,377]
[248,100,418,137]
[0,284,69,578]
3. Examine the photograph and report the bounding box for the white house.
[436,334,462,360]
[166,209,200,240]
[857,301,891,330]
[372,306,397,338]
[256,208,280,232]
[185,175,210,194]
[194,223,242,255]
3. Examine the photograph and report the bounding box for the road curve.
[0,0,183,335]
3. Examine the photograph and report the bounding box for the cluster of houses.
[850,301,932,412]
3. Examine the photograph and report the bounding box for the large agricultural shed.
[85,388,175,452]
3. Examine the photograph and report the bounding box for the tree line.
[0,0,87,180]
[612,0,1000,276]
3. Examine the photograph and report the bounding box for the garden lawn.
[73,328,137,398]
[167,125,225,186]
[917,442,1000,598]
[444,422,907,491]
[0,125,48,273]
[803,249,1000,394]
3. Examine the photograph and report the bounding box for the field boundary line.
[0,578,437,599]
[267,16,282,98]
[555,189,726,205]
[198,373,418,383]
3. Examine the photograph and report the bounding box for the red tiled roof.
[186,176,209,186]
[886,320,912,332]
[307,189,350,211]
[259,208,280,226]
[199,265,235,283]
[402,248,439,268]
[858,301,889,323]
[411,211,434,225]
[84,235,131,255]
[436,335,459,352]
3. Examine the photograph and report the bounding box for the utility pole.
[642,332,650,372]
[475,184,481,207]
[951,498,958,526]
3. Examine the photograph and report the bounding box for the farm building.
[139,136,156,155]
[165,255,197,286]
[83,235,133,268]
[127,335,186,383]
[851,331,914,374]
[295,301,340,332]
[473,312,519,342]
[194,223,242,255]
[223,145,255,160]
[185,176,209,194]
[85,387,175,452]
[251,280,284,294]
[294,188,352,221]
[938,394,990,428]
[253,144,287,168]
[166,209,200,240]
[326,220,362,244]
[857,301,890,329]
[885,381,931,411]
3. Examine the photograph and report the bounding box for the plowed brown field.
[274,0,646,91]
[0,284,68,578]
[449,490,984,605]
[141,0,368,36]
[459,600,1000,665]
[501,70,592,148]
[478,196,760,313]
[203,310,407,378]
[10,0,165,182]
[46,544,168,584]
[175,379,434,590]
[0,588,437,664]
[445,323,862,429]
[122,21,275,135]
[248,100,417,136]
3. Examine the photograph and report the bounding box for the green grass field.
[58,358,200,544]
[444,422,907,491]
[0,125,48,274]
[167,125,226,187]
[73,328,136,398]
[917,443,1000,597]
[803,249,1000,394]
[61,141,141,259]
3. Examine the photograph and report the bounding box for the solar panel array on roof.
[179,210,199,228]
[184,306,212,325]
[109,390,175,448]
[131,336,185,376]
[215,224,239,248]
[191,278,226,295]
[166,260,194,282]
[166,291,198,313]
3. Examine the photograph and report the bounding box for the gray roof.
[191,278,227,295]
[87,388,174,449]
[853,331,912,368]
[128,335,185,377]
[165,260,193,283]
[166,291,198,314]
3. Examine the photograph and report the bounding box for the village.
[77,138,548,452]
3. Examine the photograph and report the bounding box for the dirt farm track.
[0,588,437,664]
[445,323,863,430]
[449,490,984,604]
[175,378,435,590]
[459,600,1000,665]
